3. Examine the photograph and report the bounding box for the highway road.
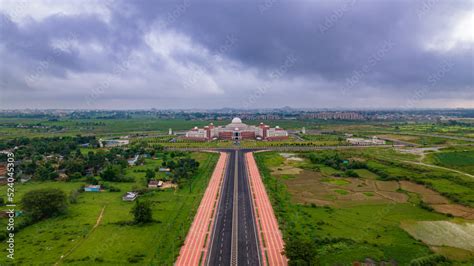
[237,150,261,265]
[206,150,261,266]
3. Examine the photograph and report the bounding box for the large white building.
[185,117,288,141]
[346,136,386,145]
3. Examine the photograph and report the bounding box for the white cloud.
[0,0,112,24]
[424,11,474,52]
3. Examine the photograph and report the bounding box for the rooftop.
[231,117,242,124]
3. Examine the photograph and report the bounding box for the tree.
[136,156,145,166]
[100,165,122,182]
[87,150,106,174]
[86,175,99,185]
[69,172,82,180]
[22,160,38,175]
[131,200,153,224]
[145,169,155,182]
[62,158,85,175]
[34,162,59,181]
[21,188,67,222]
[171,158,200,184]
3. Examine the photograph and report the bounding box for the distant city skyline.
[0,0,473,109]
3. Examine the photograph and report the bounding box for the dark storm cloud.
[0,0,472,109]
[127,0,472,87]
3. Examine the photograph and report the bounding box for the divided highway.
[207,150,261,266]
[177,150,285,265]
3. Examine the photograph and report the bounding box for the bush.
[419,201,434,212]
[86,175,99,185]
[345,170,359,178]
[69,172,82,180]
[284,236,318,265]
[69,190,80,204]
[409,254,447,266]
[109,186,121,192]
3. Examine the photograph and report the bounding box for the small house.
[122,192,138,201]
[58,172,69,181]
[128,155,140,166]
[148,180,163,188]
[101,139,129,148]
[84,185,101,192]
[20,175,31,183]
[85,168,94,176]
[159,168,170,172]
[0,164,6,179]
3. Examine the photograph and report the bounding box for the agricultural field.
[376,133,471,146]
[299,134,345,146]
[1,115,473,265]
[0,117,218,140]
[393,123,474,138]
[310,121,474,138]
[255,150,474,264]
[0,117,313,141]
[0,152,218,265]
[425,150,474,175]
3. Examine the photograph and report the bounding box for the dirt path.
[54,205,106,265]
[94,206,105,228]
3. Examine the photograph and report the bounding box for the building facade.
[185,117,288,141]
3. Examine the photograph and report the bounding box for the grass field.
[426,151,474,175]
[255,151,474,264]
[0,152,218,265]
[354,169,379,179]
[332,148,474,208]
[2,116,472,144]
[300,134,345,146]
[0,117,319,140]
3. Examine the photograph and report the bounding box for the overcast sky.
[0,0,473,109]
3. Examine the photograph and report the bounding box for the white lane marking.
[231,151,239,266]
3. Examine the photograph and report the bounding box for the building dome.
[231,117,242,124]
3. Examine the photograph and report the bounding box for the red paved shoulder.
[246,152,288,266]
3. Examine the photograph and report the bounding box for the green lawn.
[0,152,218,265]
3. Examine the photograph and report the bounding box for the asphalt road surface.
[207,150,261,266]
